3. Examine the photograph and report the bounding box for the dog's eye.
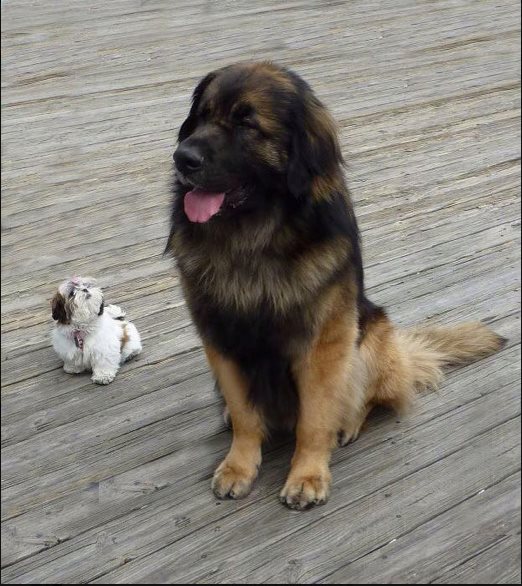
[69,290,75,298]
[199,106,211,120]
[232,104,258,129]
[239,116,258,130]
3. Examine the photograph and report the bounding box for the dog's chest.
[181,247,299,315]
[191,295,306,427]
[60,330,101,367]
[72,339,95,367]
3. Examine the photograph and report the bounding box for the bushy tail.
[105,304,127,321]
[399,322,507,391]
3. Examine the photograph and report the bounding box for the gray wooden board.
[1,0,520,583]
[434,532,522,585]
[2,377,520,582]
[319,472,521,584]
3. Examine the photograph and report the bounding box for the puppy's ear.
[51,293,68,324]
[98,300,105,316]
[287,75,344,200]
[178,72,216,143]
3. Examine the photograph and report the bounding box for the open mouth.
[183,185,246,224]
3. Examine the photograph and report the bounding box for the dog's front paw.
[91,372,116,385]
[279,470,331,510]
[211,460,257,500]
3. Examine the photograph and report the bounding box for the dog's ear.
[98,300,105,316]
[287,77,344,200]
[51,293,68,324]
[178,72,217,143]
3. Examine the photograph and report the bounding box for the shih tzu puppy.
[51,276,142,384]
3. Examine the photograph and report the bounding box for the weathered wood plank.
[89,420,522,583]
[2,347,519,576]
[1,0,520,582]
[320,473,521,584]
[434,532,522,584]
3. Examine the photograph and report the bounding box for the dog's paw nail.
[211,462,256,500]
[279,474,330,510]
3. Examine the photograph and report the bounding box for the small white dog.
[51,276,142,384]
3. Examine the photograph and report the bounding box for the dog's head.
[173,62,344,224]
[51,276,104,325]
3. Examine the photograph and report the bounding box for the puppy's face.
[173,62,343,223]
[51,277,104,325]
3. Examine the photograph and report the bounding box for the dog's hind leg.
[338,402,373,447]
[120,322,142,364]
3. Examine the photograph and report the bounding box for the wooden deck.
[1,0,521,583]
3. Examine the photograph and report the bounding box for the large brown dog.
[167,62,505,510]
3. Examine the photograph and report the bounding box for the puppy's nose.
[174,143,203,175]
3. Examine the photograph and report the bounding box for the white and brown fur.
[168,62,506,509]
[51,277,142,385]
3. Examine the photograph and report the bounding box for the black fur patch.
[190,294,308,427]
[285,72,344,199]
[178,72,217,142]
[168,62,385,426]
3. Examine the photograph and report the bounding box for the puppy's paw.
[91,372,116,385]
[63,364,84,374]
[120,349,141,365]
[211,460,256,500]
[279,471,331,510]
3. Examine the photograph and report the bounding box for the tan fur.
[120,324,129,353]
[311,173,344,201]
[205,344,266,499]
[174,228,353,316]
[406,322,506,367]
[241,89,285,137]
[303,97,344,201]
[250,61,297,93]
[280,286,365,508]
[355,317,506,423]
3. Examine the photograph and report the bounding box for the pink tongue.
[184,188,225,223]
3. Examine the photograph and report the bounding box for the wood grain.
[1,0,520,583]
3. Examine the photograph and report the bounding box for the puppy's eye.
[69,290,75,298]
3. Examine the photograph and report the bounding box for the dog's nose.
[174,143,204,175]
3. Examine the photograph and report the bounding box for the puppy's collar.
[73,329,86,351]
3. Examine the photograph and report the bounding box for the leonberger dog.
[167,62,505,510]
